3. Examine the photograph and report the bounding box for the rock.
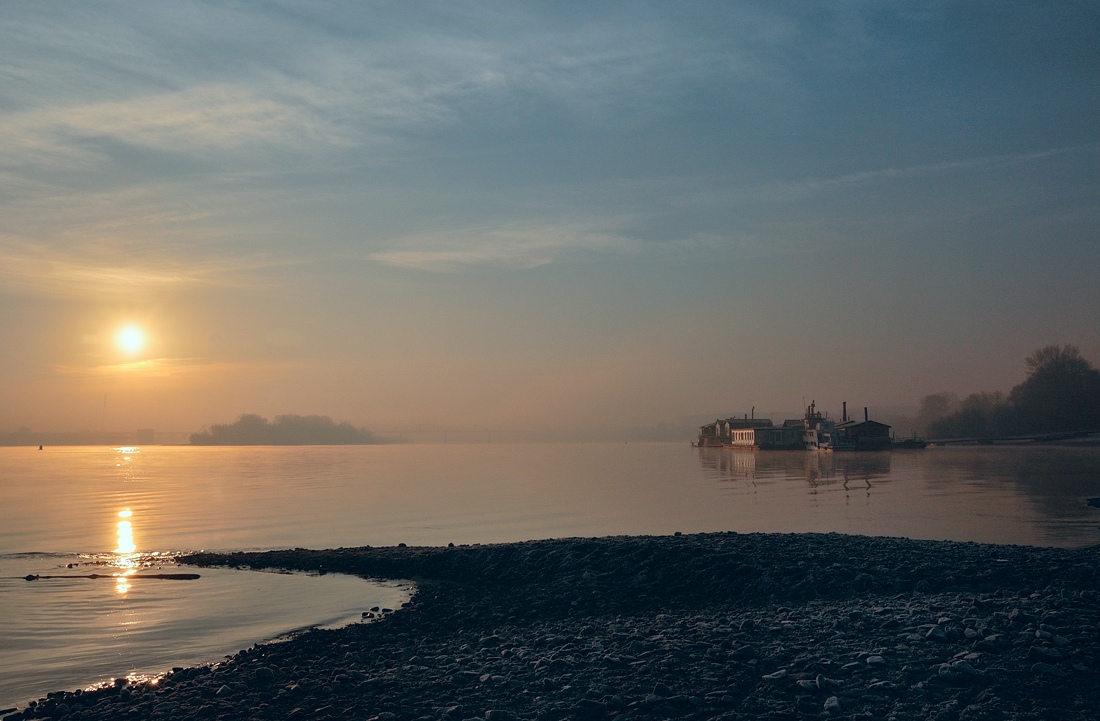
[823,695,842,713]
[572,699,606,719]
[1028,645,1063,661]
[926,625,950,642]
[932,699,960,721]
[1008,608,1034,624]
[253,667,276,684]
[868,680,898,693]
[951,659,981,676]
[1032,662,1069,678]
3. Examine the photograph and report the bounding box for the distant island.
[189,414,384,445]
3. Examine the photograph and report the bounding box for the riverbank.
[6,532,1100,720]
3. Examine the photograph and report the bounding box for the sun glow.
[116,325,145,355]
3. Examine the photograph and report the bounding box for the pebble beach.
[5,532,1099,721]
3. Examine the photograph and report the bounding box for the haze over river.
[2,442,1099,709]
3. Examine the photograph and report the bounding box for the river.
[2,442,1099,708]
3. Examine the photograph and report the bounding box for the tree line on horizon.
[189,414,381,445]
[914,344,1100,439]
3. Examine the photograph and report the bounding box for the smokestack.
[864,407,868,422]
[842,402,847,423]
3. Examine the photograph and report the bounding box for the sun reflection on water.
[114,507,138,595]
[115,508,136,554]
[115,446,139,469]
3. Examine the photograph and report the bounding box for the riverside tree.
[1009,344,1100,434]
[928,344,1100,439]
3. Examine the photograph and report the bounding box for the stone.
[926,626,950,642]
[823,695,842,713]
[951,660,980,675]
[1032,662,1069,678]
[1028,646,1063,661]
[730,645,755,660]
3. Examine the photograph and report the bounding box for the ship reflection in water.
[697,447,893,495]
[694,443,1100,547]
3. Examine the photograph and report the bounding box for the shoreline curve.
[8,532,1100,721]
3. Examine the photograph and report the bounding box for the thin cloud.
[763,144,1100,201]
[664,143,1100,211]
[0,84,336,169]
[0,236,293,299]
[52,357,215,380]
[367,224,637,272]
[0,7,780,171]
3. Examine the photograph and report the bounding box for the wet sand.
[6,532,1100,720]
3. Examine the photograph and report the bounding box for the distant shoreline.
[0,440,399,447]
[3,435,1100,447]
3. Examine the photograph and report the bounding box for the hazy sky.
[1,1,1098,437]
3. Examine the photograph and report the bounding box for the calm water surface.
[2,442,1099,708]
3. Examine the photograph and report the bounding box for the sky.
[1,1,1098,439]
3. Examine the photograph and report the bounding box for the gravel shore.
[6,532,1099,721]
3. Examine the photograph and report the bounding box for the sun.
[116,324,146,355]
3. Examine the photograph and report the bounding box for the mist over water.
[3,443,1098,555]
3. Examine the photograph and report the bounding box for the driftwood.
[22,573,201,581]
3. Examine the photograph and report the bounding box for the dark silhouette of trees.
[1009,344,1100,434]
[915,392,959,435]
[926,391,1012,439]
[190,414,380,445]
[927,344,1100,439]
